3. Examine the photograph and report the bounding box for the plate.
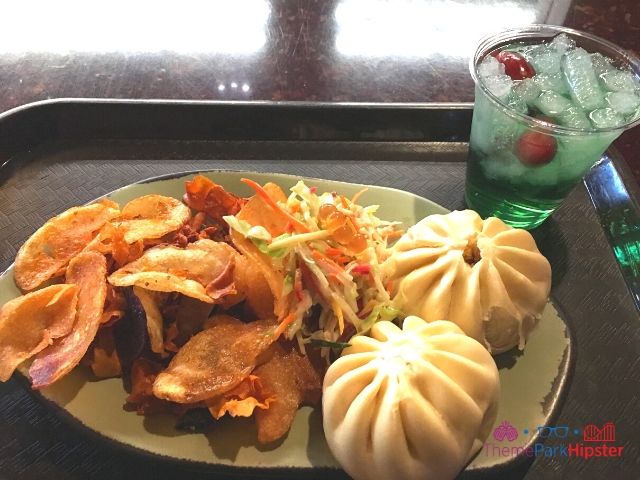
[0,170,572,477]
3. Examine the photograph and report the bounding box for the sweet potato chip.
[153,315,276,403]
[254,344,322,444]
[101,284,127,326]
[183,175,246,222]
[116,194,191,244]
[0,284,78,381]
[174,296,213,347]
[126,358,179,415]
[14,200,120,291]
[206,374,275,419]
[86,327,122,379]
[30,251,108,388]
[108,239,236,303]
[231,183,289,318]
[113,288,150,368]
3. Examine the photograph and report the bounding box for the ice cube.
[562,48,606,111]
[514,78,542,106]
[557,106,591,129]
[526,45,562,75]
[605,91,640,116]
[478,56,505,78]
[591,53,615,77]
[534,91,572,116]
[483,74,513,100]
[480,154,529,182]
[600,70,640,92]
[550,33,576,54]
[533,73,570,95]
[523,159,560,187]
[505,92,528,114]
[589,108,624,129]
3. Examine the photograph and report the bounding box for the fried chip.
[108,239,237,303]
[126,358,173,415]
[153,315,276,403]
[231,183,289,318]
[183,175,246,222]
[174,296,213,347]
[117,194,191,244]
[206,374,275,419]
[83,223,143,267]
[132,287,165,356]
[236,182,289,236]
[254,344,322,444]
[14,200,120,291]
[0,284,78,381]
[101,284,127,326]
[86,327,122,379]
[30,251,108,388]
[230,254,274,320]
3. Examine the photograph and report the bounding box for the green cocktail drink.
[466,25,640,229]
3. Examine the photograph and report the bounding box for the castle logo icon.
[583,422,616,442]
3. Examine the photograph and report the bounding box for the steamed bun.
[383,210,551,353]
[323,317,499,480]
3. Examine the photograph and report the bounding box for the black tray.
[0,99,639,480]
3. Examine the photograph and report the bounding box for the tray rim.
[0,97,475,122]
[2,168,574,479]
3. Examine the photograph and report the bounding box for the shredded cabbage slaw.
[224,180,401,360]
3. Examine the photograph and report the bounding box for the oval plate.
[0,170,572,477]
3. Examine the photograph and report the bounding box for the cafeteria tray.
[0,99,638,480]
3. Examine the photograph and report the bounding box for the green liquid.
[465,148,572,229]
[609,214,640,276]
[466,85,622,229]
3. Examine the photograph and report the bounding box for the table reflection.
[335,0,538,58]
[0,0,270,55]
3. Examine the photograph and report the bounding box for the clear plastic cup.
[466,24,640,229]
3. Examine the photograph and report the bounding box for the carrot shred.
[384,229,404,239]
[351,188,369,205]
[241,178,310,233]
[273,313,296,339]
[385,280,394,296]
[311,250,344,274]
[324,247,343,257]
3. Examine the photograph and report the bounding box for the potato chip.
[206,374,275,419]
[132,287,165,356]
[236,182,289,236]
[0,284,78,381]
[116,194,191,244]
[231,254,274,320]
[254,343,322,444]
[153,315,276,403]
[108,239,237,303]
[14,200,120,291]
[30,251,108,388]
[231,183,290,318]
[183,175,245,222]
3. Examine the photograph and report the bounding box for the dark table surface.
[0,1,639,480]
[0,0,638,183]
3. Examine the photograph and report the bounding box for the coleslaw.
[224,180,401,360]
